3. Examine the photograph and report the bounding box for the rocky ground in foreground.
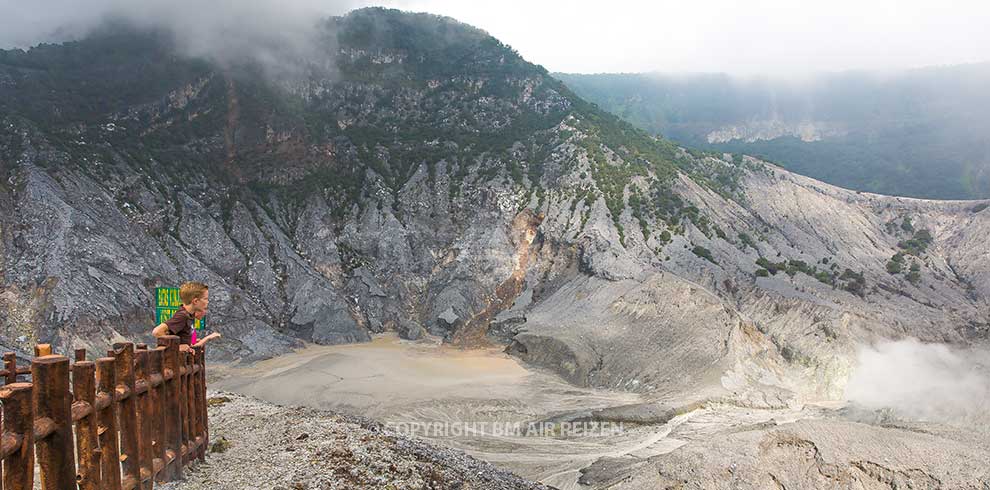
[161,391,553,490]
[578,404,990,490]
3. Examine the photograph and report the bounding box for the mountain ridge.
[556,66,990,199]
[0,5,986,401]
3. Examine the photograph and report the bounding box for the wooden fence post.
[0,341,211,490]
[179,349,190,465]
[157,336,183,481]
[112,343,141,490]
[1,382,34,490]
[149,347,166,482]
[73,360,101,490]
[187,349,199,464]
[189,349,200,462]
[32,355,77,490]
[134,349,153,490]
[175,349,185,467]
[195,346,210,462]
[3,353,18,384]
[96,357,122,490]
[188,348,199,462]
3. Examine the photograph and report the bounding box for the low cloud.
[845,338,990,424]
[1,0,362,72]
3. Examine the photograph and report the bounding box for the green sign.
[154,287,206,330]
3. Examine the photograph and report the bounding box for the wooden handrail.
[33,417,57,440]
[71,400,95,422]
[0,431,22,459]
[1,338,210,490]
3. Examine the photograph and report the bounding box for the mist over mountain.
[557,66,990,199]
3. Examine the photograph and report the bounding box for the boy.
[152,281,221,348]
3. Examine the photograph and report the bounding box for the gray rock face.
[609,417,990,489]
[706,119,846,143]
[508,272,744,394]
[0,10,987,397]
[494,159,989,406]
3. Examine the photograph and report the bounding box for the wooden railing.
[0,335,209,490]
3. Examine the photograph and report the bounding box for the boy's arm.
[152,323,169,337]
[192,332,221,348]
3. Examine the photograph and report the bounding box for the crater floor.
[207,334,982,489]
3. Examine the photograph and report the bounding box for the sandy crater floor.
[210,334,818,489]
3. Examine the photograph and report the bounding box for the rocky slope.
[164,391,552,490]
[1,9,989,486]
[1,6,988,398]
[586,413,990,489]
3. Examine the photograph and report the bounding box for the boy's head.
[179,281,209,313]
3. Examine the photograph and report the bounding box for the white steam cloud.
[845,338,990,424]
[0,0,361,71]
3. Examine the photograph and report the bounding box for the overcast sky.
[2,0,989,76]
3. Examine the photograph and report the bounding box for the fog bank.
[845,338,990,424]
[0,0,359,71]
